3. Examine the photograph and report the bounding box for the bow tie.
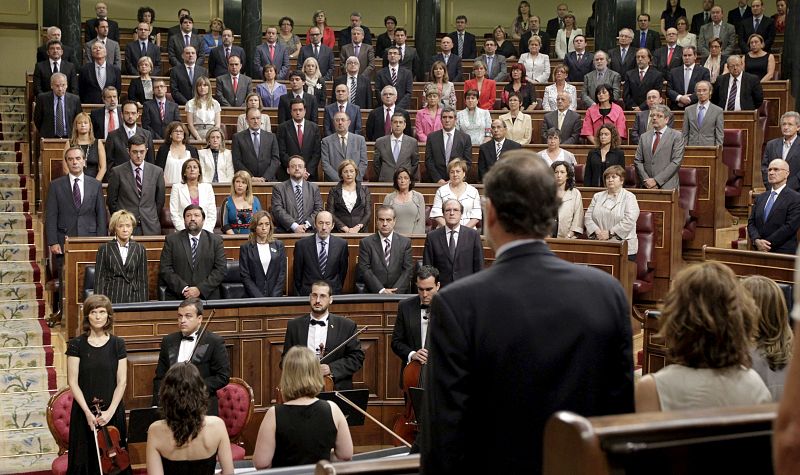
[310,319,326,326]
[420,304,430,309]
[181,334,195,341]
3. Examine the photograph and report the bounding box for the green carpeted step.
[0,282,43,301]
[0,427,58,470]
[0,391,53,431]
[0,244,35,262]
[0,300,45,320]
[0,162,22,174]
[0,175,26,187]
[0,319,49,348]
[0,347,53,369]
[0,262,39,283]
[0,213,32,231]
[0,367,56,394]
[0,230,33,245]
[0,141,19,153]
[0,200,29,213]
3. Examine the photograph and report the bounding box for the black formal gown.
[160,454,217,474]
[272,400,337,467]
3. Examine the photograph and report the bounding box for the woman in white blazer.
[518,35,551,83]
[554,13,583,59]
[169,158,218,232]
[197,127,235,183]
[497,92,532,144]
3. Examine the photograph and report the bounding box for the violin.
[91,398,130,475]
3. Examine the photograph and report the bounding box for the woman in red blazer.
[463,60,497,110]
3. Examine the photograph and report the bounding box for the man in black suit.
[124,22,161,76]
[210,29,247,78]
[563,35,593,82]
[142,79,180,140]
[104,101,155,168]
[169,45,207,105]
[167,8,196,42]
[281,281,364,389]
[425,107,472,183]
[478,119,522,182]
[324,83,362,136]
[432,36,462,81]
[36,27,78,66]
[420,151,634,474]
[277,71,318,124]
[339,12,373,47]
[90,86,121,140]
[277,99,322,180]
[762,112,800,190]
[152,298,230,415]
[272,156,323,233]
[520,16,551,57]
[333,57,372,109]
[85,2,120,42]
[254,26,290,79]
[215,54,252,107]
[423,200,483,286]
[33,41,77,96]
[159,204,226,301]
[391,265,440,382]
[748,158,800,253]
[78,42,121,105]
[365,85,412,141]
[690,0,714,34]
[728,0,753,27]
[297,26,335,80]
[738,0,776,53]
[232,108,280,182]
[636,13,662,51]
[33,73,80,139]
[375,47,414,109]
[386,28,421,80]
[624,48,666,110]
[667,46,711,110]
[546,3,570,39]
[168,15,204,68]
[712,55,764,110]
[652,29,683,78]
[609,28,636,77]
[358,205,413,294]
[293,211,349,296]
[542,92,582,144]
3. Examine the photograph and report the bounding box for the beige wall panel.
[261,1,415,33]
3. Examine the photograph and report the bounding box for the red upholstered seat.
[573,163,585,186]
[634,211,656,298]
[47,387,73,475]
[723,129,745,199]
[678,167,699,241]
[159,206,175,234]
[758,100,770,159]
[216,377,254,461]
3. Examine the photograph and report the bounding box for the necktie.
[225,47,230,60]
[667,47,674,66]
[449,230,456,259]
[181,334,194,341]
[639,69,645,81]
[496,141,502,157]
[445,132,452,161]
[295,184,304,219]
[704,12,709,23]
[188,66,194,84]
[755,18,761,30]
[558,112,564,130]
[55,96,65,137]
[577,53,583,62]
[269,44,274,62]
[684,68,692,94]
[487,56,493,74]
[697,105,705,127]
[135,166,142,196]
[318,241,327,276]
[640,31,646,48]
[314,45,319,57]
[72,177,81,208]
[392,138,400,162]
[53,61,58,73]
[184,34,190,47]
[159,101,165,121]
[108,109,116,133]
[384,238,391,265]
[339,104,344,113]
[652,131,661,154]
[340,135,346,154]
[355,44,360,57]
[297,123,304,148]
[97,65,105,88]
[190,236,198,267]
[233,76,238,93]
[252,131,260,152]
[384,108,391,135]
[212,151,219,182]
[349,77,357,104]
[391,67,397,86]
[598,71,604,83]
[141,42,146,55]
[727,77,738,111]
[458,33,464,57]
[621,48,627,61]
[764,191,777,218]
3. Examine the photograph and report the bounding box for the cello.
[91,398,131,475]
[391,359,423,446]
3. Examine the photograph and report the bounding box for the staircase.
[0,86,57,473]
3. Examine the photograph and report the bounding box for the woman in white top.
[552,160,583,238]
[702,38,726,84]
[635,262,772,412]
[538,128,577,166]
[542,64,578,111]
[518,35,551,83]
[498,92,532,144]
[155,121,199,186]
[186,76,221,142]
[236,94,272,133]
[456,89,492,145]
[197,127,234,183]
[584,165,639,260]
[554,13,582,59]
[429,159,481,229]
[675,16,696,48]
[169,158,217,232]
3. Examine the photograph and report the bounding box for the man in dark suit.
[169,45,207,105]
[159,204,226,301]
[86,2,120,42]
[324,83,362,136]
[152,298,230,415]
[478,119,522,182]
[339,12,373,46]
[168,15,204,68]
[366,85,412,141]
[33,41,77,96]
[297,26,335,80]
[106,135,165,235]
[142,79,180,140]
[252,27,287,79]
[340,27,375,78]
[293,211,349,296]
[432,36,462,82]
[333,57,372,109]
[167,8,196,41]
[78,42,121,105]
[609,28,637,77]
[277,99,322,180]
[420,151,634,475]
[391,265,440,382]
[748,158,800,253]
[476,39,508,82]
[104,101,155,168]
[33,73,80,139]
[520,16,551,57]
[232,108,280,182]
[634,105,685,190]
[277,71,318,124]
[281,280,364,389]
[426,108,473,183]
[89,86,121,140]
[358,205,413,293]
[667,46,711,110]
[210,28,247,78]
[125,22,161,75]
[423,200,483,286]
[386,28,421,80]
[214,54,252,107]
[728,0,753,27]
[542,93,582,144]
[546,3,570,38]
[636,13,662,51]
[375,47,414,109]
[738,0,775,53]
[762,112,800,190]
[712,55,764,110]
[624,48,665,110]
[691,0,714,34]
[272,156,323,233]
[631,90,676,144]
[374,114,419,181]
[563,35,594,82]
[652,29,683,78]
[36,27,78,66]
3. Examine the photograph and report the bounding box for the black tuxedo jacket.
[748,187,800,253]
[391,295,425,383]
[712,72,764,110]
[624,68,666,109]
[33,92,81,139]
[667,65,711,108]
[276,120,322,180]
[292,234,349,296]
[89,106,123,140]
[365,107,412,142]
[239,240,286,297]
[478,139,522,181]
[32,59,77,96]
[231,129,280,181]
[152,330,230,415]
[563,51,594,82]
[78,62,121,104]
[424,129,473,182]
[142,99,180,140]
[104,126,155,168]
[124,39,161,75]
[332,74,372,109]
[281,313,365,390]
[169,64,208,105]
[277,93,318,124]
[158,229,227,300]
[432,53,462,81]
[422,225,483,286]
[374,66,414,109]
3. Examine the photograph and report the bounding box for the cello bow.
[334,390,413,448]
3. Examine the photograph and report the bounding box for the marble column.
[784,0,800,108]
[595,0,637,53]
[223,0,242,38]
[241,0,262,78]
[416,0,437,81]
[58,0,82,59]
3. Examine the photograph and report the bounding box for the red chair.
[46,387,73,475]
[678,167,700,242]
[723,129,746,200]
[216,377,254,461]
[634,211,656,299]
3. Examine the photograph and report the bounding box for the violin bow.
[319,325,369,364]
[91,399,104,473]
[187,308,216,363]
[334,391,412,448]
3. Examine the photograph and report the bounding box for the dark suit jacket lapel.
[167,333,180,365]
[765,190,791,224]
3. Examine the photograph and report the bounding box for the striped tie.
[190,236,198,267]
[318,241,327,276]
[384,238,391,266]
[350,76,357,104]
[135,167,143,197]
[295,184,304,222]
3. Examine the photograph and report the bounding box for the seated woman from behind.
[636,262,772,412]
[253,346,353,469]
[146,363,233,475]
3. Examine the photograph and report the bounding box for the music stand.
[127,407,161,443]
[409,387,425,425]
[319,389,370,426]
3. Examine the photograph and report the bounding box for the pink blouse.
[580,103,628,140]
[415,107,443,143]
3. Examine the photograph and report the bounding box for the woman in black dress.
[744,33,776,82]
[239,210,286,298]
[583,124,626,187]
[326,159,372,233]
[253,346,353,469]
[94,210,148,303]
[66,294,131,475]
[64,112,106,181]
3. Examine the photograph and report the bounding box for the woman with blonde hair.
[94,210,148,303]
[127,56,155,106]
[202,17,225,56]
[416,83,443,143]
[222,170,263,234]
[494,25,518,60]
[302,57,326,106]
[186,76,221,141]
[518,35,550,83]
[555,13,582,59]
[744,33,776,82]
[64,112,106,180]
[198,127,234,183]
[239,210,286,297]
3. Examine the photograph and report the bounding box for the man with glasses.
[125,22,161,75]
[423,199,483,286]
[634,104,685,190]
[297,26,334,80]
[333,56,372,109]
[365,85,412,141]
[375,46,413,108]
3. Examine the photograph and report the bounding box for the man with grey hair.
[683,80,724,146]
[333,56,372,109]
[581,50,621,107]
[78,41,121,105]
[748,158,800,253]
[36,26,78,65]
[634,104,685,190]
[542,92,581,144]
[712,55,763,111]
[33,72,81,138]
[762,111,800,190]
[667,45,710,110]
[321,110,367,181]
[609,28,636,77]
[365,85,412,141]
[340,26,375,77]
[339,11,373,46]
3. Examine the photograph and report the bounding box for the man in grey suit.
[608,28,636,77]
[358,205,413,294]
[634,105,685,190]
[104,101,155,168]
[209,28,246,78]
[422,199,483,287]
[698,6,738,56]
[106,135,165,235]
[323,84,362,136]
[124,22,161,75]
[297,26,335,80]
[761,111,800,190]
[476,39,507,82]
[631,90,675,145]
[478,120,522,181]
[253,27,288,79]
[321,111,367,181]
[581,50,621,108]
[272,156,323,234]
[542,92,582,144]
[340,27,375,78]
[215,54,252,107]
[667,46,711,110]
[169,46,207,105]
[683,81,724,146]
[33,73,81,139]
[425,108,472,183]
[231,108,280,182]
[158,204,226,300]
[168,15,204,67]
[83,19,120,68]
[374,113,419,182]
